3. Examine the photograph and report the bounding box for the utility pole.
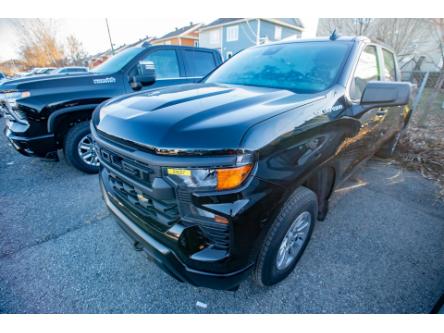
[105,18,115,55]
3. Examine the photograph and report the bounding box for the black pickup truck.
[0,44,222,173]
[91,36,412,290]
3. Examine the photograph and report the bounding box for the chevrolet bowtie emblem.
[137,193,149,203]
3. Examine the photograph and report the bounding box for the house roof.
[201,18,304,31]
[158,23,202,40]
[203,18,243,29]
[88,36,155,60]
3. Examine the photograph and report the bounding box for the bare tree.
[317,18,432,64]
[318,18,374,37]
[430,18,444,70]
[65,34,88,66]
[372,19,431,58]
[13,19,65,68]
[423,18,444,115]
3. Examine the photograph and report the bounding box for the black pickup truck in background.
[0,44,222,173]
[92,36,413,290]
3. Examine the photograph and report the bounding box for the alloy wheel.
[276,211,312,270]
[77,134,99,167]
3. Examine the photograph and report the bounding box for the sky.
[0,18,319,62]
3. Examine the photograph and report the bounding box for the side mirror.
[361,81,411,107]
[132,61,156,88]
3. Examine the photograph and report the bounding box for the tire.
[375,131,401,159]
[254,186,317,287]
[64,121,99,174]
[431,293,444,314]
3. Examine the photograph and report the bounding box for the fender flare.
[47,104,99,133]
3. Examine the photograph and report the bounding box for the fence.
[401,70,444,126]
[395,70,444,199]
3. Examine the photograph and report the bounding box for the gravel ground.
[1,118,443,313]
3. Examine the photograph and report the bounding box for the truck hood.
[0,72,117,92]
[0,72,124,114]
[0,73,89,89]
[95,83,325,152]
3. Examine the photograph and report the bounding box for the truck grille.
[0,101,27,121]
[98,142,230,250]
[108,172,179,230]
[98,146,179,231]
[100,147,155,186]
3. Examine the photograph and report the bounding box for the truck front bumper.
[4,118,58,159]
[101,181,253,290]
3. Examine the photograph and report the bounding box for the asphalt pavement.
[1,118,443,313]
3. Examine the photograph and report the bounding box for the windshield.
[206,41,352,93]
[91,47,144,74]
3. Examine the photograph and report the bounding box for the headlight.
[1,91,31,108]
[165,154,254,191]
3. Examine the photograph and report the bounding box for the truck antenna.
[330,29,339,41]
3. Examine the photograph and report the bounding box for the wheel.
[64,121,99,174]
[375,131,401,158]
[431,293,444,314]
[254,186,317,286]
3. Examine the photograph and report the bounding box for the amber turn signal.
[216,164,253,191]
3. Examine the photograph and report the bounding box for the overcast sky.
[0,18,319,61]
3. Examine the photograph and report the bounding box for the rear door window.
[182,50,217,77]
[350,45,380,101]
[382,49,397,81]
[143,50,180,79]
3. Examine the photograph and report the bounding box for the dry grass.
[393,88,444,200]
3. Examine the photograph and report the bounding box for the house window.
[274,26,282,40]
[210,29,221,45]
[226,25,239,42]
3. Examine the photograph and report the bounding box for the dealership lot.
[0,118,443,313]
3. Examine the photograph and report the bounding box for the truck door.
[139,48,189,90]
[125,47,190,92]
[338,45,386,178]
[179,48,221,83]
[378,47,405,141]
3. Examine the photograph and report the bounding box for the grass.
[394,88,444,200]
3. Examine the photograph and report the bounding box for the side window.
[382,49,397,81]
[350,45,380,101]
[143,50,180,79]
[183,50,216,77]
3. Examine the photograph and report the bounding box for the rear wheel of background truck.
[64,121,99,174]
[254,186,317,287]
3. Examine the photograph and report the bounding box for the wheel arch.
[303,165,337,220]
[47,104,98,147]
